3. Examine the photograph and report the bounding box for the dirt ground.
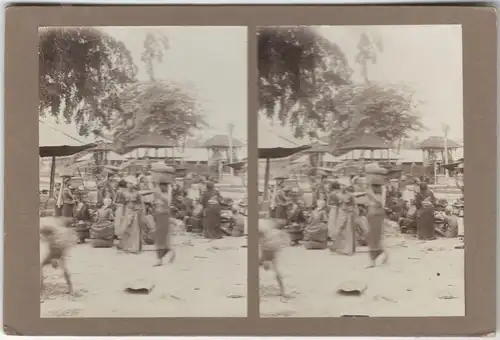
[41,231,247,318]
[260,227,464,318]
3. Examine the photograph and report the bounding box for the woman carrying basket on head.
[150,163,176,267]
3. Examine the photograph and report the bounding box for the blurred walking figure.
[259,219,289,297]
[40,217,77,296]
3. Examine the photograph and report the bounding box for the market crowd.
[260,162,464,294]
[47,162,247,266]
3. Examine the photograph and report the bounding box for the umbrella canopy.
[418,136,461,150]
[201,134,244,149]
[258,122,310,159]
[299,141,332,154]
[338,134,392,151]
[227,161,247,171]
[39,121,96,157]
[441,158,464,171]
[125,133,177,149]
[39,144,96,158]
[86,140,116,152]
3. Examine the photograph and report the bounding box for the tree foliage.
[39,27,170,137]
[258,27,424,146]
[258,26,353,138]
[111,81,206,149]
[39,27,137,136]
[324,83,424,154]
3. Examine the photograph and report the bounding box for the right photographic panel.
[257,25,464,318]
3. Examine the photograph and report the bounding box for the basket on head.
[365,162,388,185]
[150,162,175,184]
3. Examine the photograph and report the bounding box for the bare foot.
[279,292,290,301]
[365,264,376,269]
[153,260,163,267]
[168,250,176,263]
[381,252,389,265]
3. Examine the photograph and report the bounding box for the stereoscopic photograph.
[258,25,465,317]
[38,26,248,317]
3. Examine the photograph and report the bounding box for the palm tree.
[355,31,383,84]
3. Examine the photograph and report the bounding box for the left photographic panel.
[39,26,248,318]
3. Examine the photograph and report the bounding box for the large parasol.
[39,120,96,196]
[258,121,310,203]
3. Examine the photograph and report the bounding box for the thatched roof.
[338,135,392,151]
[201,134,244,148]
[125,133,177,149]
[418,136,461,150]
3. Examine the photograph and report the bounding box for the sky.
[261,24,464,144]
[39,26,248,145]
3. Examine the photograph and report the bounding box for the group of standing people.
[51,163,229,266]
[267,165,397,268]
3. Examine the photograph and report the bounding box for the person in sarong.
[90,198,115,248]
[118,177,143,253]
[61,177,75,218]
[285,189,307,245]
[415,182,436,240]
[270,178,289,220]
[365,175,389,267]
[114,179,128,240]
[303,199,329,249]
[329,186,357,255]
[327,181,341,240]
[73,190,92,243]
[201,181,223,239]
[151,177,176,267]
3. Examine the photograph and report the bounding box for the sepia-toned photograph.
[258,25,464,317]
[39,26,248,317]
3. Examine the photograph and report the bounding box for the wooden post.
[49,156,56,197]
[228,123,235,176]
[263,158,271,202]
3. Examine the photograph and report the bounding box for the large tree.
[258,26,353,139]
[39,27,169,136]
[325,83,424,154]
[111,81,206,149]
